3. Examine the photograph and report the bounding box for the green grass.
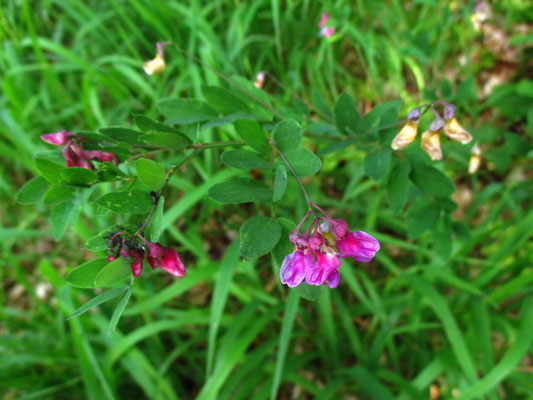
[1,0,532,399]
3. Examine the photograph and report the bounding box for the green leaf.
[207,178,271,203]
[357,100,401,134]
[220,149,271,170]
[15,176,51,204]
[134,114,192,143]
[34,157,65,184]
[233,119,271,156]
[406,199,439,238]
[94,190,153,214]
[85,226,116,251]
[135,158,167,191]
[239,216,282,259]
[68,287,128,319]
[387,158,411,212]
[201,85,250,115]
[95,257,131,287]
[283,148,322,177]
[66,257,109,288]
[230,75,274,121]
[76,130,115,143]
[273,120,302,152]
[410,163,454,197]
[99,127,142,144]
[97,162,125,182]
[61,167,99,185]
[158,98,217,124]
[51,198,78,240]
[107,286,132,336]
[271,289,300,400]
[364,149,391,181]
[293,284,323,301]
[335,92,360,135]
[42,184,76,205]
[139,132,190,150]
[272,165,287,202]
[150,195,165,242]
[433,216,452,261]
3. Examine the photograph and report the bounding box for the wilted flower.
[471,1,492,31]
[143,41,169,75]
[469,142,482,174]
[391,108,420,150]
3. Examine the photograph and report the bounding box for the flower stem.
[271,140,317,219]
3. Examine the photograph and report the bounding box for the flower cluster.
[143,41,169,75]
[318,12,335,38]
[106,231,185,278]
[41,130,117,169]
[391,102,472,161]
[280,205,379,289]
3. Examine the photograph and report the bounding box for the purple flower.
[280,251,315,288]
[306,245,341,286]
[336,231,379,262]
[128,249,145,278]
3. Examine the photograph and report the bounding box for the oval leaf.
[364,149,391,181]
[273,120,302,152]
[34,157,65,184]
[240,216,282,259]
[94,191,153,214]
[66,257,109,288]
[221,150,272,170]
[42,184,76,205]
[140,132,190,150]
[207,178,271,204]
[272,164,287,202]
[202,85,249,115]
[283,148,322,177]
[233,119,271,155]
[158,98,217,124]
[61,167,99,185]
[335,92,360,135]
[95,257,132,287]
[15,176,51,204]
[135,158,167,191]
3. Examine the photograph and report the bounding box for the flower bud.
[468,142,482,174]
[443,104,456,120]
[331,219,349,240]
[41,130,75,146]
[145,242,165,259]
[309,230,324,251]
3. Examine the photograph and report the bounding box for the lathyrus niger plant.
[16,41,470,325]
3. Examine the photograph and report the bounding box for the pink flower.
[280,251,316,288]
[336,231,379,262]
[319,27,335,38]
[147,247,185,277]
[84,150,118,165]
[318,12,328,28]
[41,130,75,146]
[128,249,145,278]
[107,255,117,262]
[306,245,341,286]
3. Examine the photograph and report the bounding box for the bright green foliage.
[2,1,532,399]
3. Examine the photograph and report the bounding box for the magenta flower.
[148,248,185,277]
[41,130,76,146]
[306,246,341,286]
[319,12,328,28]
[318,12,335,38]
[280,251,315,288]
[336,231,380,262]
[128,249,145,278]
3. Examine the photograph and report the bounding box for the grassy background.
[1,0,532,399]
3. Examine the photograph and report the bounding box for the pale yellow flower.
[444,117,473,144]
[391,120,418,150]
[143,54,166,75]
[421,130,443,161]
[468,142,481,174]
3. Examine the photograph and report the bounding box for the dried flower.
[254,71,265,89]
[421,118,444,161]
[443,104,472,144]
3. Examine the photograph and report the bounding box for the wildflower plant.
[17,41,472,326]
